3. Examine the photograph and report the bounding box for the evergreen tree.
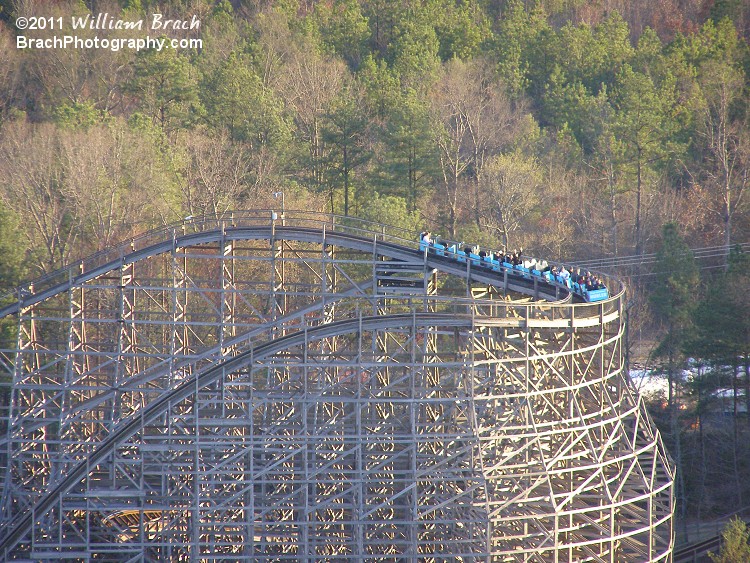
[493,1,551,99]
[612,66,680,254]
[374,89,438,211]
[710,517,750,563]
[651,222,700,526]
[433,0,491,61]
[202,52,262,141]
[686,247,750,512]
[126,45,202,133]
[313,0,370,69]
[322,87,372,216]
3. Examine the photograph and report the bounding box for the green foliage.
[672,18,742,69]
[358,55,401,118]
[688,247,750,362]
[322,87,372,215]
[357,193,421,238]
[0,202,25,293]
[433,1,491,61]
[709,517,750,563]
[52,101,103,130]
[388,8,441,87]
[373,89,438,211]
[612,65,679,163]
[313,0,370,68]
[651,223,700,368]
[554,14,633,95]
[201,52,261,140]
[542,69,608,151]
[126,45,202,132]
[493,1,551,97]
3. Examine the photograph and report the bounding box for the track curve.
[1,221,591,319]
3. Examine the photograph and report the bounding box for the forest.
[1,0,750,544]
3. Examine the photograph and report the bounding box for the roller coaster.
[0,211,673,561]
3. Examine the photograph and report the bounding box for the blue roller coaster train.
[418,232,610,302]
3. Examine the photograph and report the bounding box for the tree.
[433,0,490,61]
[312,0,370,69]
[180,131,253,220]
[687,247,750,511]
[195,1,246,76]
[322,86,371,216]
[553,13,633,96]
[612,66,679,254]
[710,517,750,563]
[0,23,22,122]
[59,121,178,253]
[0,202,25,292]
[478,152,543,249]
[358,193,421,238]
[271,34,347,194]
[126,45,201,133]
[428,58,526,237]
[493,1,551,99]
[202,52,260,140]
[650,222,699,526]
[388,5,441,88]
[374,89,439,212]
[18,2,135,116]
[652,223,699,404]
[542,67,607,152]
[696,59,748,258]
[0,121,79,272]
[358,55,401,120]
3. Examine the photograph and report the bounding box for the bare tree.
[698,62,749,263]
[0,122,80,272]
[0,24,23,120]
[260,15,347,194]
[17,0,134,114]
[60,123,177,252]
[181,131,253,220]
[478,152,543,249]
[429,58,528,237]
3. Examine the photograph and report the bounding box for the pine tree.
[650,222,699,528]
[710,517,750,563]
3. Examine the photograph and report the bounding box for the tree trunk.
[635,146,643,255]
[609,174,618,256]
[724,174,731,267]
[343,144,349,216]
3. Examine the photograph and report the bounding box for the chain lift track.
[0,211,673,562]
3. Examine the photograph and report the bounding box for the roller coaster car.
[419,236,609,302]
[515,265,531,279]
[453,246,466,263]
[484,256,501,271]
